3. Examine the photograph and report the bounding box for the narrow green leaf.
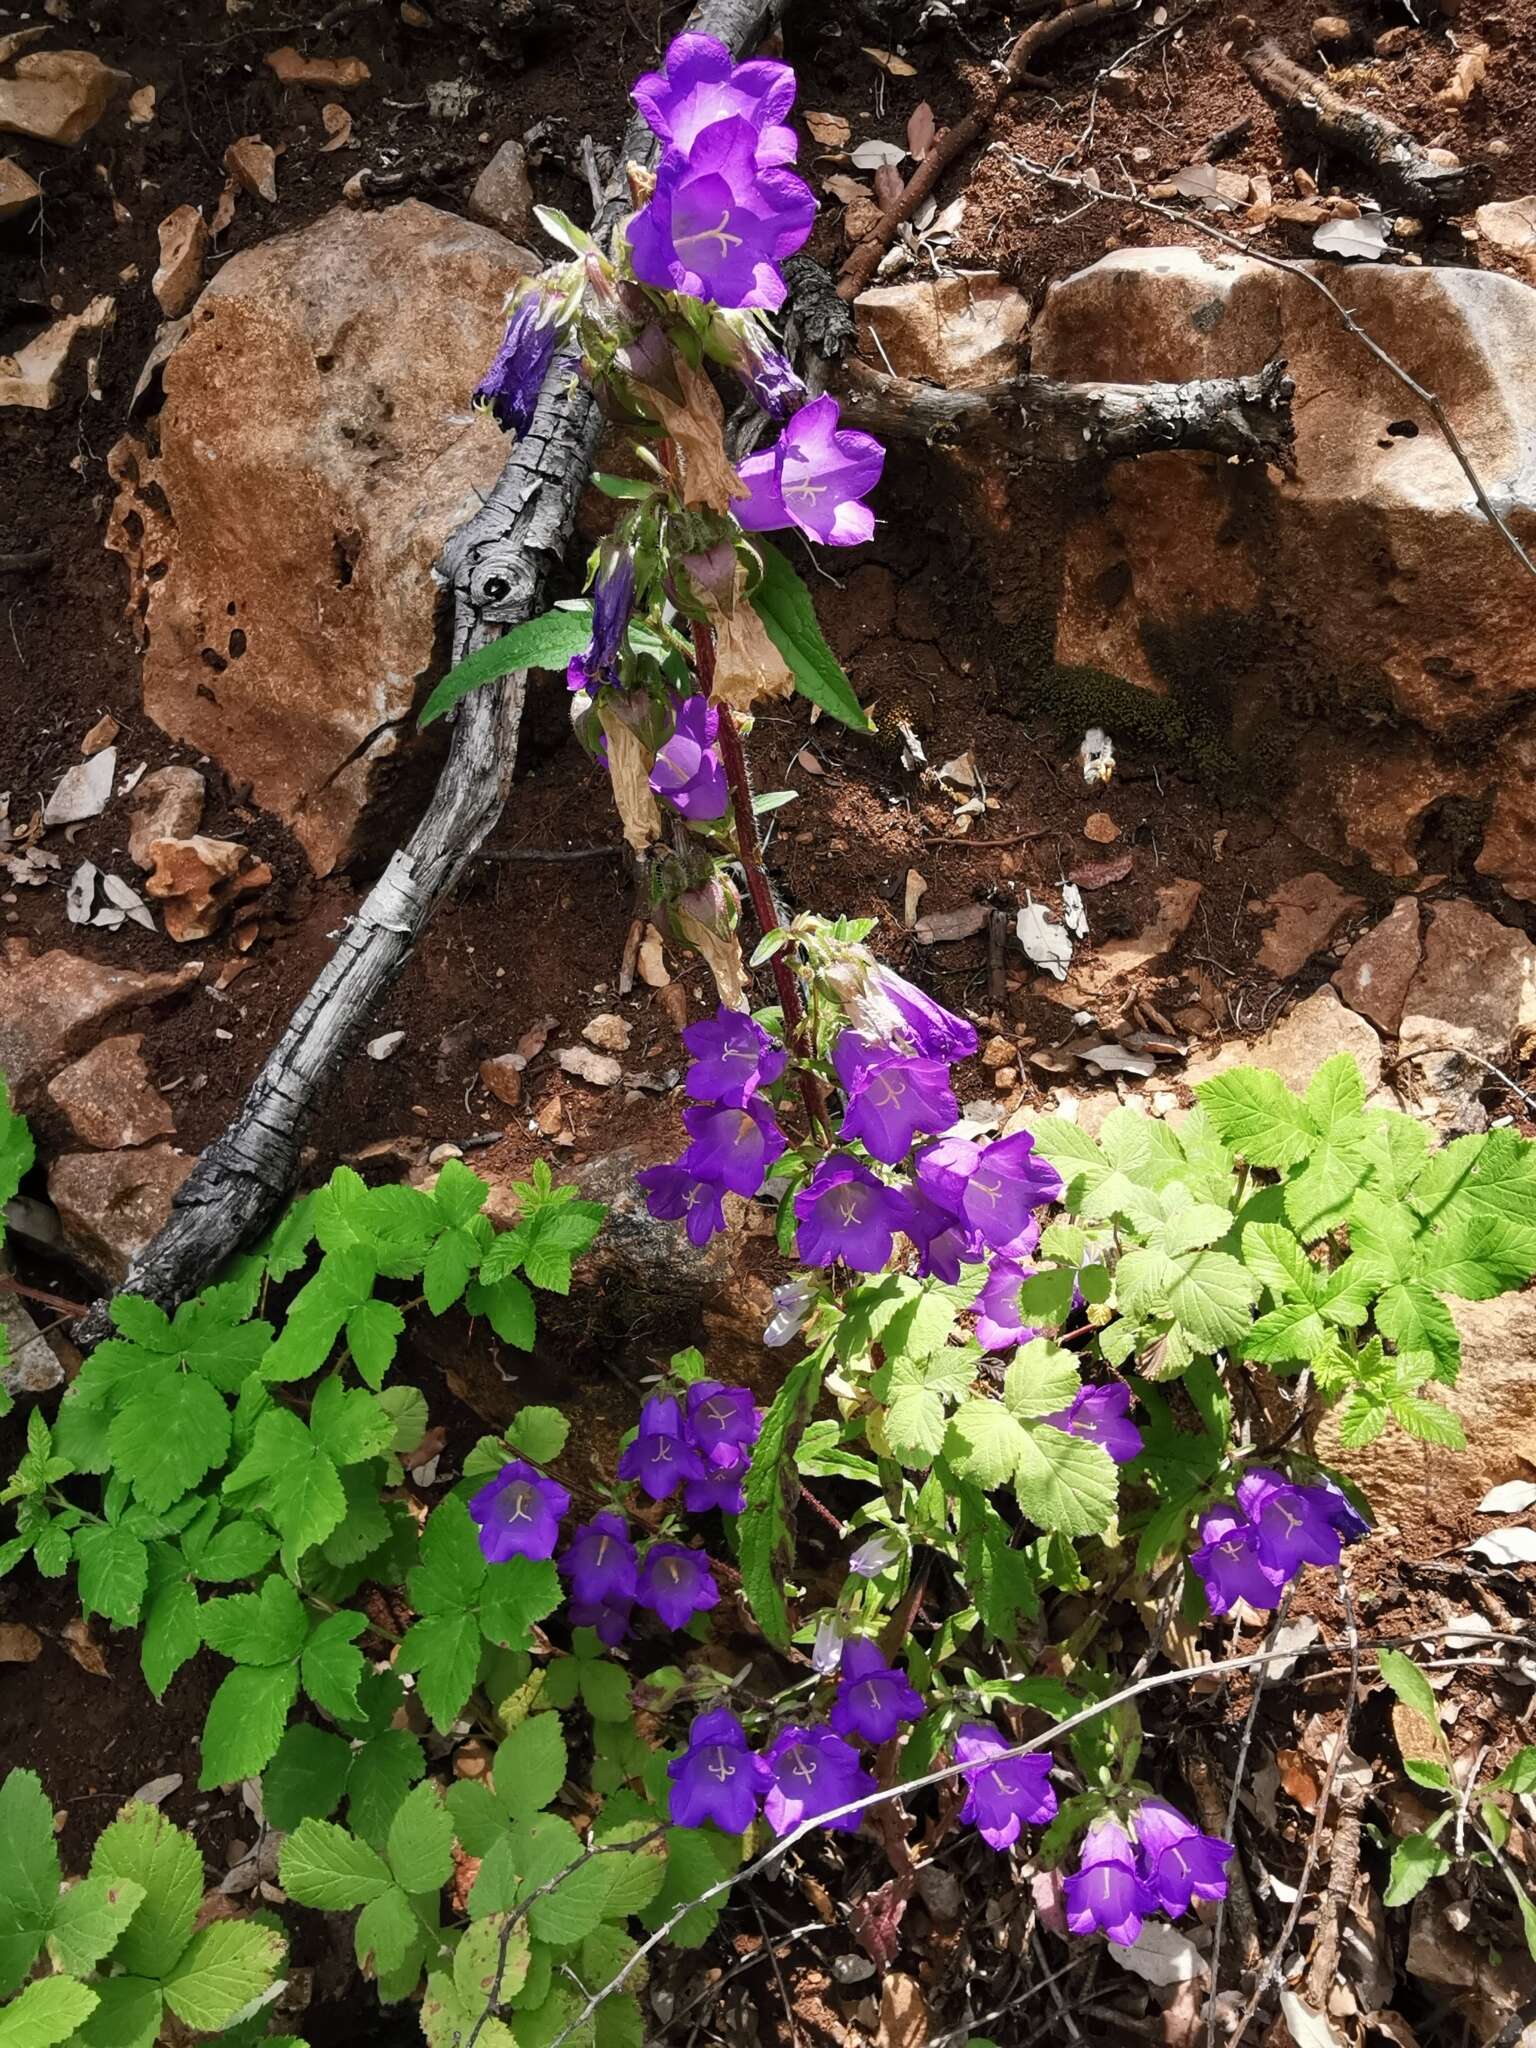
[749,539,871,731]
[418,610,595,727]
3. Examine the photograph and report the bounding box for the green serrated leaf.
[946,1399,1028,1490]
[198,1663,300,1789]
[302,1609,368,1720]
[280,1819,394,1910]
[347,1729,426,1851]
[74,1523,149,1627]
[738,1350,824,1647]
[1002,1340,1080,1420]
[1195,1067,1316,1169]
[1012,1424,1117,1535]
[0,1771,58,1997]
[261,1723,351,1830]
[47,1870,146,1976]
[200,1575,307,1665]
[509,1405,568,1463]
[385,1781,455,1897]
[0,1976,99,2048]
[162,1920,285,2032]
[400,1611,483,1734]
[495,1714,568,1821]
[419,608,595,728]
[1384,1831,1450,1907]
[92,1803,202,1980]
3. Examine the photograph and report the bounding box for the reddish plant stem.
[0,1274,90,1318]
[690,621,830,1139]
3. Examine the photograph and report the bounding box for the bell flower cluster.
[1064,1800,1233,1947]
[1191,1466,1369,1617]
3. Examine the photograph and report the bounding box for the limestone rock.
[0,156,40,221]
[582,1013,632,1054]
[1317,1287,1536,1546]
[1030,250,1536,897]
[479,1054,523,1108]
[0,294,114,410]
[1398,898,1536,1110]
[142,834,252,942]
[48,1144,193,1283]
[105,202,537,873]
[127,765,205,868]
[1474,195,1536,277]
[224,134,277,203]
[0,48,130,146]
[264,45,370,89]
[1185,983,1383,1095]
[468,139,534,240]
[0,943,201,1104]
[0,1289,64,1397]
[153,205,208,318]
[1332,896,1421,1033]
[1254,871,1365,978]
[47,1033,175,1148]
[855,272,1030,390]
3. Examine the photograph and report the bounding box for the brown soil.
[4,0,1535,2040]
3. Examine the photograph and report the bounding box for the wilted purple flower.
[682,1008,786,1108]
[1044,1383,1143,1466]
[811,1613,845,1676]
[954,1724,1058,1850]
[826,957,978,1062]
[764,1278,814,1348]
[681,1098,787,1198]
[638,1541,721,1629]
[635,1162,729,1248]
[794,1156,911,1272]
[629,118,815,312]
[915,1132,1064,1252]
[1308,1475,1371,1545]
[764,1725,876,1835]
[650,695,729,821]
[569,1598,633,1647]
[617,1393,704,1501]
[474,292,559,435]
[468,1459,571,1564]
[828,1637,924,1745]
[739,340,807,421]
[974,1258,1040,1355]
[833,1030,959,1165]
[633,32,798,165]
[1191,1506,1288,1617]
[567,547,636,696]
[682,1448,749,1517]
[686,1380,762,1465]
[1133,1798,1233,1917]
[1064,1820,1155,1947]
[667,1706,771,1833]
[1235,1467,1347,1576]
[849,1530,902,1578]
[736,395,885,546]
[559,1511,638,1609]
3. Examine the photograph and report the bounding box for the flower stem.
[691,620,830,1141]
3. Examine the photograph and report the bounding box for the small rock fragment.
[0,943,201,1103]
[0,294,115,410]
[81,712,119,755]
[320,103,352,151]
[1473,195,1536,277]
[557,1045,622,1087]
[1375,25,1417,52]
[224,135,278,203]
[468,138,534,240]
[583,1012,632,1054]
[0,1286,64,1396]
[636,927,670,988]
[264,45,371,89]
[1332,896,1422,1034]
[479,1054,523,1108]
[142,833,246,943]
[127,766,205,867]
[127,83,156,125]
[1254,871,1365,979]
[48,1033,175,1148]
[1311,14,1355,45]
[1186,985,1383,1096]
[44,745,115,825]
[1083,811,1119,844]
[366,1030,405,1061]
[153,204,208,317]
[0,156,41,222]
[0,48,131,146]
[48,1143,194,1283]
[0,1623,42,1663]
[1399,898,1536,1114]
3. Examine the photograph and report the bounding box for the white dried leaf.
[1475,1479,1536,1515]
[45,746,116,826]
[930,197,967,235]
[937,749,978,789]
[556,1045,622,1087]
[130,1772,183,1806]
[101,871,155,930]
[1467,1525,1536,1565]
[1078,727,1115,786]
[1170,162,1250,210]
[1060,882,1089,938]
[1017,897,1073,981]
[862,44,918,76]
[1108,1920,1204,1986]
[1313,214,1392,260]
[1266,1616,1321,1680]
[1279,1990,1348,2048]
[851,139,908,170]
[66,860,99,924]
[1080,1043,1157,1077]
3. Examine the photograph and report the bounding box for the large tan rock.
[47,1034,175,1149]
[1475,195,1536,278]
[48,1145,193,1283]
[0,157,40,221]
[856,272,1030,389]
[1316,1287,1536,1546]
[1398,898,1536,1110]
[0,943,201,1104]
[0,295,114,410]
[1332,896,1422,1034]
[1029,250,1536,897]
[1184,983,1383,1095]
[105,202,537,874]
[0,48,130,146]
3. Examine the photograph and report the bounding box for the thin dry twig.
[992,149,1536,589]
[1205,1587,1294,2020]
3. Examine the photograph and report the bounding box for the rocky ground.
[3,0,1536,2040]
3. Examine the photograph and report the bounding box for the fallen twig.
[1237,34,1491,218]
[1389,1042,1536,1114]
[73,0,785,1350]
[992,149,1536,587]
[837,0,1147,300]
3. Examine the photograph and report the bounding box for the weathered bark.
[836,353,1298,469]
[1237,37,1491,217]
[74,0,781,1348]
